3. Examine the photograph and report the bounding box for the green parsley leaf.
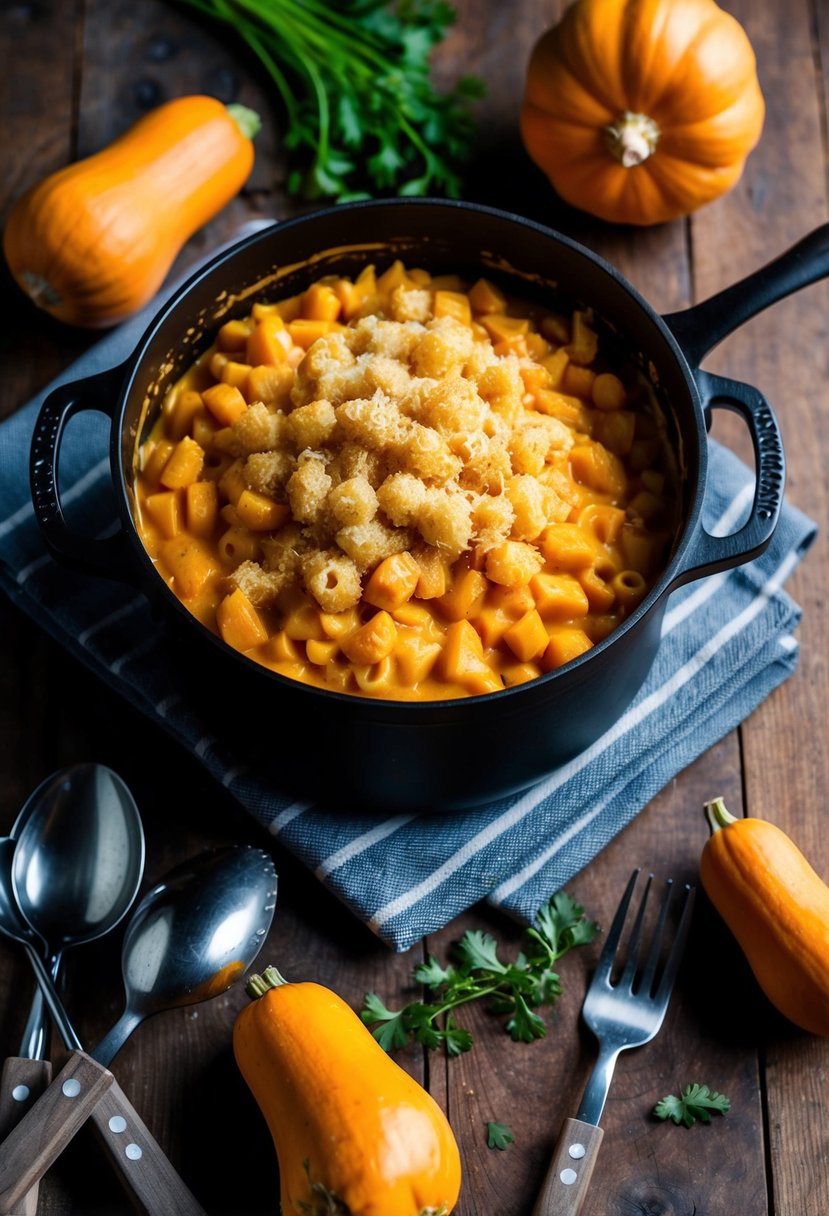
[653,1083,731,1128]
[360,889,598,1055]
[173,0,484,201]
[486,1121,515,1150]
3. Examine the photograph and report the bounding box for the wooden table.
[1,2,827,1213]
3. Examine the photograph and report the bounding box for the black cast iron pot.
[28,201,827,812]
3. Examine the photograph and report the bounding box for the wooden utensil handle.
[531,1118,604,1216]
[0,1058,53,1216]
[0,1052,112,1216]
[89,1080,207,1216]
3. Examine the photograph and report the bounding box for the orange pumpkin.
[520,0,765,226]
[2,95,259,328]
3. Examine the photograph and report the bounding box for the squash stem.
[226,102,262,141]
[704,797,738,835]
[246,964,288,999]
[604,111,660,167]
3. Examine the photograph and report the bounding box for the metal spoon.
[0,844,277,1216]
[11,763,145,1058]
[0,764,144,1215]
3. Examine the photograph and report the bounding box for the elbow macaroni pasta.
[134,262,678,701]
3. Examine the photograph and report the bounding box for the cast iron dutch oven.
[28,200,826,812]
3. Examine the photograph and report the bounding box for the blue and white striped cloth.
[0,293,816,952]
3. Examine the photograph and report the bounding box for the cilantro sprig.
[360,891,599,1055]
[176,0,484,201]
[653,1084,731,1128]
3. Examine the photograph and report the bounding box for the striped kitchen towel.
[0,295,817,951]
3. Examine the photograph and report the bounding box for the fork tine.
[654,883,696,1006]
[594,868,640,981]
[618,871,654,989]
[637,877,674,996]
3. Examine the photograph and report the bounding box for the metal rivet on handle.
[109,1115,127,1134]
[125,1143,143,1161]
[62,1079,82,1098]
[11,1085,30,1102]
[560,1168,578,1185]
[568,1143,586,1159]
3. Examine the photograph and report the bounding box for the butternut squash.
[700,797,829,1036]
[2,94,259,328]
[233,966,462,1216]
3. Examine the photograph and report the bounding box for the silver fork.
[531,869,696,1216]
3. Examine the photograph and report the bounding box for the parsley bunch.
[653,1084,731,1128]
[176,0,484,200]
[361,892,599,1055]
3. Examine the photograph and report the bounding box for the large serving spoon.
[0,844,277,1216]
[0,763,144,1215]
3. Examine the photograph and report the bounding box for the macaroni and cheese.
[134,261,677,700]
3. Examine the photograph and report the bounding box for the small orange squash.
[520,0,765,226]
[2,94,259,328]
[233,966,462,1216]
[700,798,829,1037]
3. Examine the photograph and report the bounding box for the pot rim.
[113,197,709,716]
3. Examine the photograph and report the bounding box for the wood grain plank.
[689,3,829,1216]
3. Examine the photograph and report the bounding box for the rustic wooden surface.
[1,1,827,1213]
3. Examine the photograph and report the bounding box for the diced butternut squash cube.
[301,283,342,322]
[340,611,398,665]
[164,389,205,441]
[216,588,267,652]
[481,314,530,344]
[218,360,251,389]
[538,523,598,571]
[287,318,342,349]
[438,620,502,695]
[160,436,205,490]
[246,316,291,367]
[235,489,290,532]
[562,363,596,399]
[376,260,409,296]
[530,572,590,621]
[542,628,593,670]
[202,383,248,427]
[468,277,507,315]
[504,608,549,662]
[413,547,448,600]
[539,347,570,390]
[363,551,421,611]
[436,567,488,621]
[185,480,219,539]
[569,443,628,498]
[160,536,216,600]
[144,491,181,540]
[216,318,252,352]
[266,631,302,663]
[433,290,472,326]
[394,635,442,686]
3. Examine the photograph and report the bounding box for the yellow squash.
[233,967,462,1216]
[700,798,829,1036]
[520,0,765,226]
[3,94,259,328]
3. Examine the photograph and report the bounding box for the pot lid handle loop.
[663,223,829,369]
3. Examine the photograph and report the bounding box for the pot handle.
[662,223,829,366]
[29,365,134,583]
[668,370,785,589]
